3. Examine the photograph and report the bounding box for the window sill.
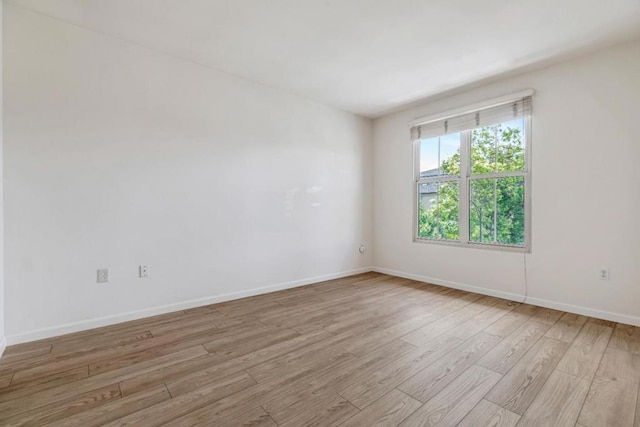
[413,237,530,253]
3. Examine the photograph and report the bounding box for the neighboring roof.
[420,169,441,178]
[420,169,440,194]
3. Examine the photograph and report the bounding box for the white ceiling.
[9,0,640,117]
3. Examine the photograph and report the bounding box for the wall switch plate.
[600,269,610,280]
[97,268,109,283]
[139,265,149,278]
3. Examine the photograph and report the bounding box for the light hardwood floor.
[1,272,639,426]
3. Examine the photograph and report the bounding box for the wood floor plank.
[125,329,332,397]
[337,389,421,427]
[398,365,502,427]
[8,322,224,383]
[0,344,53,369]
[0,345,207,415]
[0,371,14,389]
[0,273,638,426]
[610,324,640,355]
[339,334,462,409]
[1,383,121,426]
[516,370,590,427]
[485,337,568,415]
[6,310,186,359]
[398,332,501,403]
[577,347,640,427]
[86,339,208,377]
[457,399,520,427]
[556,322,613,379]
[342,313,440,356]
[635,379,640,427]
[204,327,301,361]
[592,346,640,384]
[244,333,355,383]
[529,307,564,325]
[587,317,617,328]
[217,407,278,427]
[278,393,359,427]
[1,342,52,361]
[483,311,531,338]
[0,365,89,404]
[446,300,516,340]
[262,339,416,424]
[579,376,637,427]
[401,296,498,347]
[476,320,549,374]
[159,375,280,424]
[46,384,171,427]
[165,402,276,427]
[103,372,257,427]
[544,312,588,343]
[167,332,356,398]
[50,331,155,357]
[118,353,214,397]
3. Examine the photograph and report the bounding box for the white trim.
[524,296,640,327]
[412,238,529,253]
[372,267,524,301]
[0,337,6,359]
[372,266,640,327]
[410,89,535,127]
[10,265,638,346]
[413,100,532,253]
[7,267,373,345]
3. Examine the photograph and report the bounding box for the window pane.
[440,133,461,175]
[418,181,459,240]
[471,119,525,175]
[420,137,439,176]
[469,177,525,246]
[497,118,525,172]
[419,133,461,178]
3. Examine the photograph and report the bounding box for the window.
[412,93,532,250]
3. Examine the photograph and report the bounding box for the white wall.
[4,5,373,343]
[0,0,5,356]
[373,39,640,324]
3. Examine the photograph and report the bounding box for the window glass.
[471,119,525,175]
[418,181,459,241]
[419,133,461,177]
[469,177,525,245]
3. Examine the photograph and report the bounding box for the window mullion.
[459,130,471,244]
[418,176,459,184]
[469,171,525,180]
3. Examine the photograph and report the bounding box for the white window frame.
[411,90,533,253]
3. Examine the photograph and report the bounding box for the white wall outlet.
[97,268,109,283]
[599,268,610,280]
[139,265,150,278]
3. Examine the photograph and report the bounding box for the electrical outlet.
[139,265,150,278]
[97,268,109,283]
[599,268,610,280]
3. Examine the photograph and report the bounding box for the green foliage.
[418,181,459,240]
[419,123,525,245]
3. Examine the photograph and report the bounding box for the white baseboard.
[373,266,640,327]
[10,264,638,346]
[523,296,640,327]
[0,337,6,359]
[372,267,525,302]
[7,266,373,345]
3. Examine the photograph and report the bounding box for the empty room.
[0,0,639,426]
